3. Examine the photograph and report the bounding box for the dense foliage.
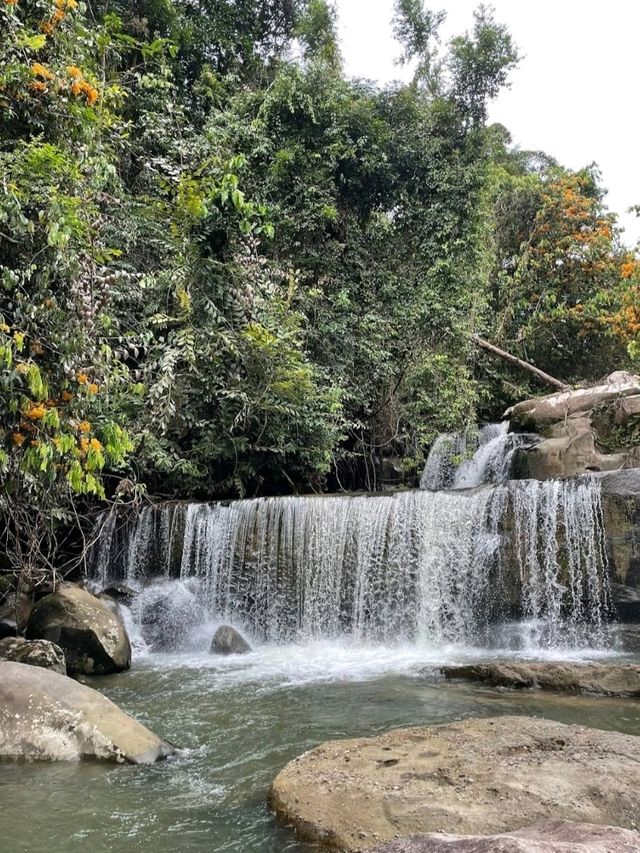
[0,0,637,577]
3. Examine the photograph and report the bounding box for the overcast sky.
[335,0,640,245]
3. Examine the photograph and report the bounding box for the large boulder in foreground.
[210,624,251,655]
[0,636,66,674]
[440,661,640,697]
[270,716,640,851]
[373,820,640,852]
[0,661,175,763]
[26,584,131,674]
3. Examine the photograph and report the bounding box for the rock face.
[0,637,66,674]
[210,624,251,655]
[372,820,640,852]
[0,661,175,763]
[270,716,640,851]
[440,662,640,696]
[26,583,131,674]
[510,371,640,480]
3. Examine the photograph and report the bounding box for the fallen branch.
[472,335,570,392]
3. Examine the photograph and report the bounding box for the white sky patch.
[336,0,640,246]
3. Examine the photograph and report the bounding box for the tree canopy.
[0,0,637,577]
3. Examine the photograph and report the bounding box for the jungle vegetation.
[0,0,637,577]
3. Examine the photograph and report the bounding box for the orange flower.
[61,390,74,402]
[76,372,88,384]
[90,438,103,451]
[621,261,636,280]
[3,0,18,7]
[29,81,48,94]
[77,420,91,433]
[87,383,99,395]
[25,405,46,421]
[41,21,54,34]
[67,65,82,79]
[31,63,54,80]
[11,432,24,446]
[80,437,89,452]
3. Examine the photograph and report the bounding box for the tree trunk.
[472,335,570,392]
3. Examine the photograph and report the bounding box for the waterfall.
[90,476,612,651]
[421,423,540,491]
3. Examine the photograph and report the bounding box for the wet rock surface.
[372,820,640,852]
[26,583,131,675]
[0,636,66,674]
[210,624,251,655]
[440,661,640,696]
[0,661,176,763]
[270,716,640,851]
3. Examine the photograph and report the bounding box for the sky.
[335,0,640,245]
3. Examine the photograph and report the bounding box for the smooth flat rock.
[440,662,640,697]
[26,583,131,674]
[0,661,175,763]
[373,820,640,852]
[270,716,640,851]
[0,637,66,674]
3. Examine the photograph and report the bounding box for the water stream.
[1,424,634,852]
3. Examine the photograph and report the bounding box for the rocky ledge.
[0,661,176,763]
[270,716,640,851]
[440,661,640,696]
[372,820,640,852]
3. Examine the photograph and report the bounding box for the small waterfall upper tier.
[420,422,540,490]
[91,477,612,651]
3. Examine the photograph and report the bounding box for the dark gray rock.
[372,820,640,852]
[0,636,66,674]
[103,583,138,604]
[26,583,131,675]
[210,625,251,655]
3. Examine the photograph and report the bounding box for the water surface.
[2,641,640,853]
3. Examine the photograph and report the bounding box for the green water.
[2,642,640,853]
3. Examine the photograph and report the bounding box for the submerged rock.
[0,661,175,763]
[440,661,640,696]
[26,583,131,675]
[0,636,66,674]
[102,583,138,604]
[136,582,205,651]
[270,716,640,850]
[372,820,640,852]
[210,625,251,655]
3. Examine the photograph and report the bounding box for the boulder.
[0,661,175,763]
[440,662,640,696]
[26,583,131,675]
[509,372,640,480]
[510,372,640,428]
[210,624,251,655]
[0,637,66,674]
[372,820,640,852]
[270,716,640,851]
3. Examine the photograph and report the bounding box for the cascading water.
[91,461,613,653]
[420,422,540,490]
